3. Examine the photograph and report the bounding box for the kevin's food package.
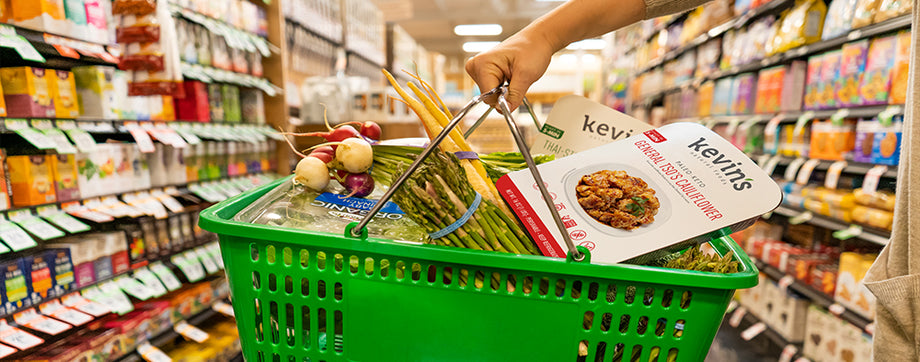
[530,95,653,158]
[497,123,782,264]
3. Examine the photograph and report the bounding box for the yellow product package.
[775,0,827,53]
[852,0,881,27]
[875,0,912,22]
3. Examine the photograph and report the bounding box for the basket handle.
[349,86,584,262]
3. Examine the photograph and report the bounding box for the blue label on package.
[315,193,404,215]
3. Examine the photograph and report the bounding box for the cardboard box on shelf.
[7,155,56,207]
[889,30,911,104]
[859,35,897,106]
[834,252,877,319]
[835,40,869,107]
[780,60,807,112]
[809,119,856,161]
[817,50,842,109]
[0,67,56,118]
[49,154,80,203]
[10,0,68,34]
[72,66,118,119]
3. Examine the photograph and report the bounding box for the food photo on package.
[497,123,782,265]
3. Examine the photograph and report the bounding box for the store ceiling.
[379,0,565,56]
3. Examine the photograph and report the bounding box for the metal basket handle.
[349,86,583,261]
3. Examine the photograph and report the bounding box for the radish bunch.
[283,116,381,198]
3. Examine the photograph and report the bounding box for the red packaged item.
[112,0,156,15]
[116,26,160,43]
[119,54,164,72]
[174,81,210,122]
[791,254,832,284]
[811,264,838,296]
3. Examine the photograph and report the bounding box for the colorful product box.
[49,69,80,118]
[711,77,734,115]
[0,67,56,118]
[22,253,54,305]
[47,249,74,298]
[0,149,9,211]
[0,80,7,117]
[72,66,118,119]
[0,258,32,315]
[697,81,715,117]
[835,252,877,319]
[7,155,56,207]
[49,154,80,202]
[241,88,265,124]
[817,51,842,109]
[10,0,68,34]
[889,30,911,104]
[781,60,807,112]
[62,0,88,42]
[835,40,869,107]
[83,0,108,44]
[853,119,876,163]
[222,85,241,123]
[859,36,897,106]
[732,73,757,115]
[803,54,824,110]
[207,84,224,121]
[870,115,903,166]
[755,66,784,114]
[174,81,210,122]
[809,120,856,161]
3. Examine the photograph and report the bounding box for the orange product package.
[7,154,57,207]
[809,119,857,161]
[818,50,842,109]
[835,252,878,319]
[852,0,881,28]
[835,40,869,107]
[755,66,784,114]
[859,35,897,106]
[697,81,715,117]
[889,30,911,104]
[803,54,824,110]
[48,70,79,118]
[10,0,67,34]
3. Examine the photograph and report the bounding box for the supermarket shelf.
[0,239,218,320]
[0,23,117,68]
[170,4,271,41]
[754,258,874,332]
[114,298,232,362]
[771,205,891,246]
[751,153,900,179]
[285,17,343,47]
[667,104,903,126]
[636,14,912,86]
[180,62,280,95]
[347,48,386,69]
[723,304,802,357]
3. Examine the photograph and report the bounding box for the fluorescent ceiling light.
[566,39,606,50]
[454,24,503,36]
[463,41,500,53]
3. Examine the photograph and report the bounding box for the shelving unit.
[113,298,232,362]
[770,205,891,246]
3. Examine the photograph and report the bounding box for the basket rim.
[199,176,759,290]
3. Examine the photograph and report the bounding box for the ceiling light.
[566,39,607,50]
[463,41,500,53]
[454,24,503,36]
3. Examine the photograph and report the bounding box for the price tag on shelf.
[764,114,784,137]
[793,111,815,136]
[174,321,210,343]
[155,194,184,213]
[703,118,717,129]
[212,301,234,317]
[0,320,42,350]
[878,105,902,126]
[0,34,45,62]
[137,342,172,362]
[0,343,14,358]
[824,161,848,189]
[64,128,97,153]
[725,118,741,138]
[176,250,206,281]
[789,211,814,225]
[42,128,77,154]
[38,300,92,326]
[830,109,850,125]
[206,242,224,269]
[728,306,747,328]
[11,126,57,149]
[784,158,806,181]
[94,281,135,315]
[13,308,71,335]
[740,322,766,341]
[862,165,889,195]
[779,344,799,362]
[126,124,156,153]
[149,262,182,291]
[763,155,782,176]
[828,303,846,316]
[115,275,154,301]
[132,267,168,297]
[778,275,795,294]
[12,215,64,241]
[61,293,110,317]
[847,29,863,40]
[62,202,113,223]
[195,247,219,274]
[756,154,771,168]
[795,159,821,185]
[0,218,33,252]
[865,322,876,335]
[832,224,863,240]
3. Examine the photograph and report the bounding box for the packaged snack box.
[241,88,265,124]
[497,123,782,264]
[207,83,224,121]
[889,30,911,104]
[836,41,868,107]
[49,154,80,203]
[733,73,757,115]
[0,258,33,315]
[21,253,54,305]
[822,0,858,40]
[48,71,77,118]
[859,36,897,105]
[711,77,734,115]
[853,119,876,163]
[755,66,784,114]
[781,60,807,112]
[697,81,715,116]
[46,249,75,298]
[72,66,118,119]
[809,120,856,160]
[10,0,68,34]
[835,252,877,319]
[871,114,903,165]
[804,54,824,110]
[0,149,9,211]
[779,124,810,157]
[62,0,88,42]
[222,84,241,123]
[0,67,55,118]
[7,155,56,207]
[852,0,881,28]
[174,81,210,122]
[818,51,842,109]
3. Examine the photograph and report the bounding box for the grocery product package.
[0,67,56,118]
[530,95,653,158]
[818,50,842,109]
[852,0,881,27]
[889,30,911,104]
[854,116,902,166]
[835,252,877,318]
[804,54,824,110]
[49,70,80,118]
[836,40,869,107]
[875,0,912,21]
[497,123,782,264]
[822,0,858,39]
[780,60,807,112]
[10,0,68,34]
[7,155,56,207]
[859,35,897,105]
[773,0,826,53]
[809,120,856,160]
[72,66,119,119]
[0,149,9,211]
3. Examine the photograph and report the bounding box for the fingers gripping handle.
[349,87,585,262]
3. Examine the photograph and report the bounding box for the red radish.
[341,172,375,198]
[335,121,381,140]
[309,145,335,164]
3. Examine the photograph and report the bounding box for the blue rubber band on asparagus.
[428,192,482,239]
[454,151,479,160]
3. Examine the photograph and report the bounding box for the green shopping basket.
[199,88,760,362]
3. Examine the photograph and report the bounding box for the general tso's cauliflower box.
[497,122,783,264]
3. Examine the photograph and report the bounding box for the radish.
[341,172,375,198]
[335,121,381,140]
[293,156,330,191]
[334,137,374,173]
[309,146,335,164]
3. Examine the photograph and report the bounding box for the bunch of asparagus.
[662,245,740,273]
[391,149,541,255]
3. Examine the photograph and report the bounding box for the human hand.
[465,29,556,111]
